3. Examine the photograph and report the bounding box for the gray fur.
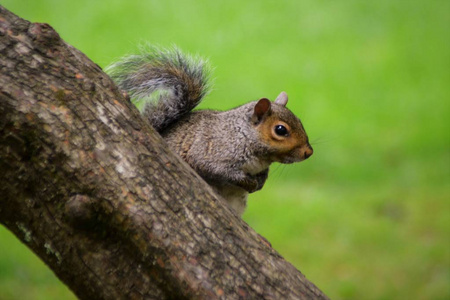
[107,46,312,216]
[106,45,210,132]
[160,102,271,215]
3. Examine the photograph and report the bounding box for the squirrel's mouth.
[280,157,300,164]
[276,145,313,164]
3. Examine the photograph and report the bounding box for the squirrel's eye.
[274,125,288,136]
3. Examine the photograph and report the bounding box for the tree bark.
[0,6,329,300]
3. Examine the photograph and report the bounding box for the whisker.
[269,164,287,183]
[310,134,338,145]
[268,164,280,180]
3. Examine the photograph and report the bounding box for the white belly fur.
[242,158,270,175]
[212,185,248,216]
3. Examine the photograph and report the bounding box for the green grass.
[1,0,449,299]
[0,228,77,300]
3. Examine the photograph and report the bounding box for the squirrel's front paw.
[236,176,259,193]
[238,169,269,193]
[253,169,269,192]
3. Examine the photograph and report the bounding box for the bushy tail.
[106,45,210,132]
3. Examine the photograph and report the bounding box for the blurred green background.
[1,0,449,299]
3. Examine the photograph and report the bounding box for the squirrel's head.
[251,92,313,164]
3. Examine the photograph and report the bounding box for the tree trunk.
[0,6,328,300]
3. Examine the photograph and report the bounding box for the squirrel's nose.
[303,145,313,159]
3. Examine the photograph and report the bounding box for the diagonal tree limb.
[0,6,329,300]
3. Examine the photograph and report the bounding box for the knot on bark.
[29,22,60,43]
[28,23,63,56]
[64,194,97,230]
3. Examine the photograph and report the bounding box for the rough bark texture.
[0,6,329,300]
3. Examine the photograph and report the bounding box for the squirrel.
[106,46,313,216]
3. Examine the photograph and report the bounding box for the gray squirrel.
[106,46,313,216]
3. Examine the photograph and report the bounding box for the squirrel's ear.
[274,91,288,106]
[252,98,271,123]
